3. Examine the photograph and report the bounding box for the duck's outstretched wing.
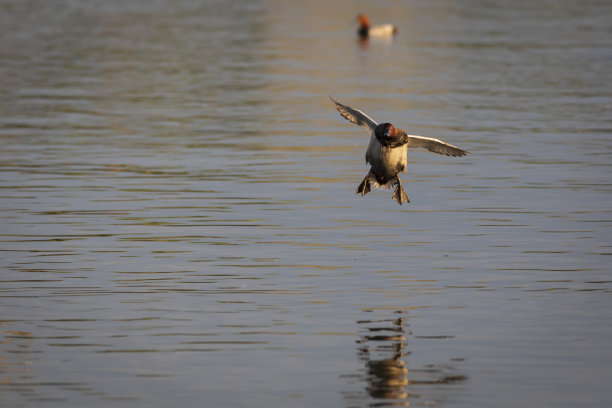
[330,97,378,135]
[405,134,469,157]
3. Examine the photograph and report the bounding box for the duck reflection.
[357,312,410,402]
[364,355,408,400]
[356,35,394,52]
[352,310,467,407]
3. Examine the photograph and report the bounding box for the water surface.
[1,0,611,407]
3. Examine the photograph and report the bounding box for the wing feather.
[330,97,378,134]
[406,134,468,157]
[330,97,468,157]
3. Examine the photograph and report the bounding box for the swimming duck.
[331,97,468,205]
[356,13,398,39]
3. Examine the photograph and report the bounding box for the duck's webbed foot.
[355,173,372,196]
[392,178,410,205]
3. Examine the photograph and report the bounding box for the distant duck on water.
[356,13,398,39]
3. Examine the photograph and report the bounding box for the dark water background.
[1,0,611,407]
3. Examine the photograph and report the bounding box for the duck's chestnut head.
[356,14,370,38]
[375,123,395,139]
[375,123,406,148]
[356,14,370,28]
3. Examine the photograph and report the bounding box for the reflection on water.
[346,310,466,407]
[359,313,410,403]
[1,0,612,407]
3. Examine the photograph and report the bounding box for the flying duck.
[331,97,468,205]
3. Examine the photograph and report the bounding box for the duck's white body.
[365,136,407,188]
[367,24,397,38]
